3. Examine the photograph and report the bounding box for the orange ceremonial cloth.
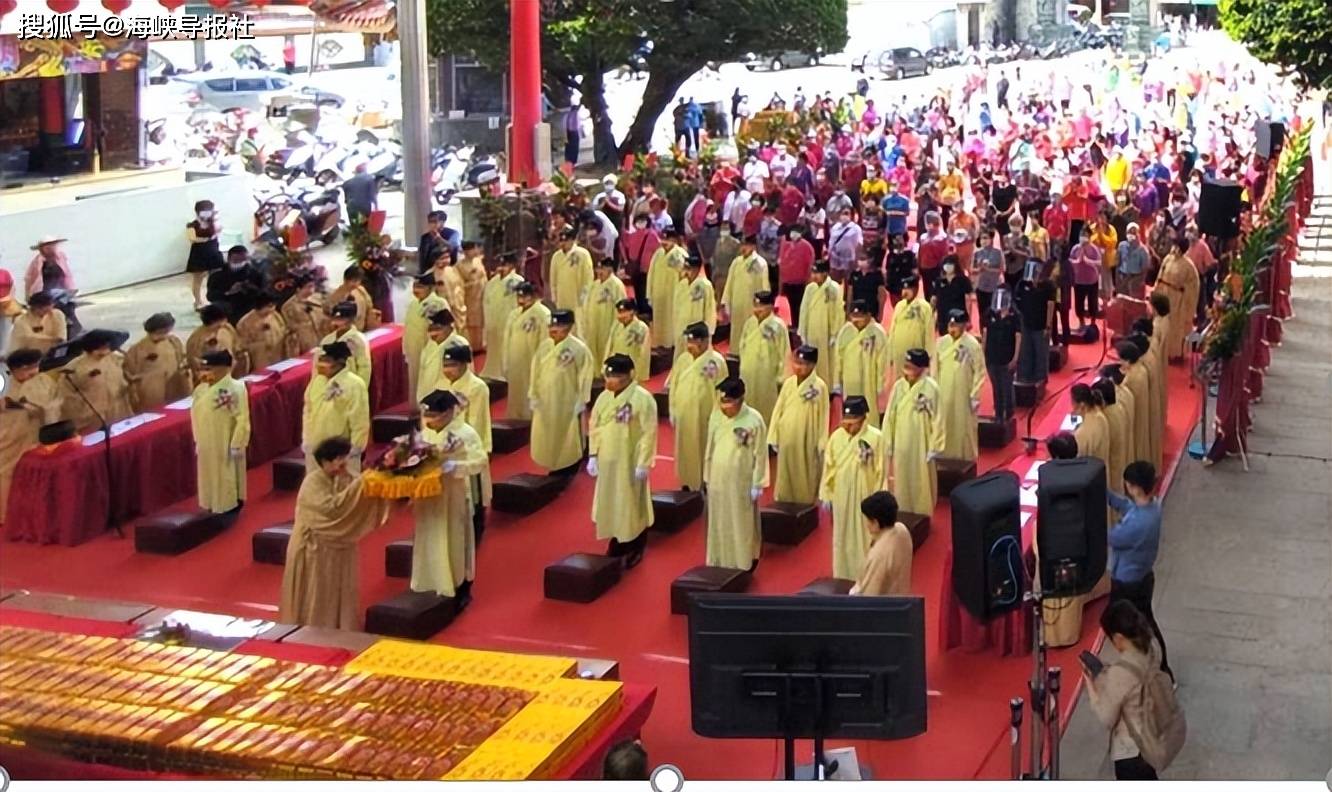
[362,463,444,500]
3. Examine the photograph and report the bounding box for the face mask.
[634,221,648,230]
[805,200,816,209]
[751,200,763,209]
[198,210,213,220]
[603,184,615,193]
[788,231,801,241]
[943,263,955,275]
[229,259,246,270]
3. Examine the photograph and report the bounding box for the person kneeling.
[850,490,913,595]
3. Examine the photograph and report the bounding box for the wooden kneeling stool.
[1048,344,1068,374]
[371,411,415,444]
[649,348,673,377]
[936,458,978,497]
[365,590,456,640]
[252,524,294,565]
[135,510,227,556]
[712,322,730,345]
[491,419,531,455]
[385,540,413,578]
[899,511,931,550]
[978,415,1017,448]
[761,501,818,546]
[271,451,306,491]
[670,565,752,614]
[492,473,569,514]
[544,553,622,603]
[798,577,854,595]
[650,490,704,533]
[479,376,508,403]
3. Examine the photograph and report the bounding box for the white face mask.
[634,221,648,230]
[788,231,801,241]
[198,210,213,220]
[943,263,956,275]
[603,183,615,193]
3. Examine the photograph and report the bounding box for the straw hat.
[31,235,67,249]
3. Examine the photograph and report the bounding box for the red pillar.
[509,0,542,186]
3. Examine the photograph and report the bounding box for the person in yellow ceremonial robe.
[832,300,890,427]
[280,437,389,630]
[850,490,914,595]
[887,275,935,390]
[648,228,689,349]
[719,237,768,350]
[819,396,887,579]
[458,241,489,349]
[579,259,627,366]
[1100,363,1138,474]
[431,252,468,332]
[480,253,525,379]
[0,349,61,522]
[588,354,658,566]
[403,272,450,400]
[934,309,986,462]
[883,348,946,517]
[1115,340,1154,470]
[411,390,489,605]
[501,282,550,420]
[190,350,251,514]
[672,258,716,354]
[236,293,288,371]
[440,345,493,543]
[320,300,371,387]
[1070,382,1111,467]
[301,341,370,473]
[529,309,593,474]
[10,291,66,355]
[703,377,768,571]
[1143,306,1169,461]
[124,312,191,412]
[326,266,375,331]
[187,304,246,380]
[1153,238,1199,363]
[415,309,471,402]
[608,299,651,383]
[549,228,594,311]
[1126,331,1162,469]
[768,345,830,504]
[60,329,133,433]
[1092,378,1131,497]
[738,290,790,423]
[798,261,843,385]
[668,322,727,490]
[281,275,327,358]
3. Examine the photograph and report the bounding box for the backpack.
[1120,659,1186,771]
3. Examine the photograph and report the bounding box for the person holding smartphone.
[1083,601,1165,780]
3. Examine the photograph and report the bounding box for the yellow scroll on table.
[361,463,443,500]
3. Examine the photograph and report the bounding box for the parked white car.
[171,71,344,114]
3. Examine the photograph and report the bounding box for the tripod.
[1009,590,1064,780]
[60,370,123,538]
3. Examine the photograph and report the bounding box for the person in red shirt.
[915,210,950,302]
[841,154,866,211]
[778,226,816,327]
[1043,189,1071,260]
[741,193,766,238]
[1064,169,1091,242]
[710,163,739,207]
[778,177,805,226]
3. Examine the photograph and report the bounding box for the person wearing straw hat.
[24,236,74,298]
[190,350,250,515]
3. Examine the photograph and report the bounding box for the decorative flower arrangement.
[702,360,720,379]
[861,335,877,351]
[691,285,707,302]
[374,431,439,476]
[733,426,754,447]
[801,385,820,402]
[212,387,237,411]
[522,316,538,333]
[557,347,576,366]
[614,403,633,424]
[913,393,934,415]
[857,438,874,464]
[324,381,344,402]
[761,323,779,342]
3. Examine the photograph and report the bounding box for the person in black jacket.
[206,245,267,325]
[418,210,459,274]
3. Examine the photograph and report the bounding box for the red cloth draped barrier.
[0,607,140,638]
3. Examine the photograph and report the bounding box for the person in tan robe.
[236,293,288,371]
[850,490,914,595]
[187,304,247,379]
[458,241,488,349]
[279,436,390,630]
[431,251,469,331]
[1,349,62,522]
[281,276,327,357]
[1070,383,1111,467]
[1126,331,1162,469]
[9,291,66,355]
[1116,340,1154,470]
[1153,238,1200,363]
[326,266,375,331]
[124,312,191,411]
[60,330,133,432]
[1092,378,1131,497]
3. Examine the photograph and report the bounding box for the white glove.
[634,466,649,481]
[228,447,244,460]
[528,397,540,413]
[750,486,763,502]
[351,446,363,458]
[586,457,599,477]
[442,460,458,474]
[669,416,677,428]
[926,451,940,464]
[574,402,586,417]
[820,500,833,512]
[970,398,981,413]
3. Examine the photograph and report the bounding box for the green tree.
[1220,0,1332,90]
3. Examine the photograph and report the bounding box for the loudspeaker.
[1036,458,1107,597]
[1254,120,1285,159]
[1197,178,1242,239]
[950,471,1024,620]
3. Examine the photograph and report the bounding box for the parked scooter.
[253,181,343,253]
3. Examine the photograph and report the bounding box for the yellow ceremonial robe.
[579,274,627,364]
[704,404,768,569]
[529,334,593,470]
[798,279,844,385]
[589,384,658,541]
[852,522,914,595]
[833,321,890,427]
[301,367,370,471]
[320,327,371,387]
[458,256,489,348]
[934,332,986,461]
[502,302,551,419]
[672,274,717,353]
[403,292,449,399]
[443,370,494,510]
[280,470,388,630]
[738,314,790,423]
[1154,253,1200,361]
[10,309,65,354]
[481,271,524,379]
[0,374,61,522]
[187,323,246,379]
[190,375,251,513]
[719,253,768,349]
[1123,363,1152,472]
[61,353,132,433]
[668,348,727,490]
[648,244,688,347]
[883,375,946,517]
[768,372,830,504]
[550,244,594,311]
[608,318,651,383]
[412,418,489,596]
[237,309,288,371]
[1102,399,1131,494]
[124,335,191,412]
[820,424,887,579]
[282,294,327,357]
[1136,354,1163,470]
[887,296,935,386]
[415,332,471,403]
[1151,315,1169,462]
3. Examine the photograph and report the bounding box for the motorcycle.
[430,143,476,205]
[253,182,343,254]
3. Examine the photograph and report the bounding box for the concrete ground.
[1059,196,1332,780]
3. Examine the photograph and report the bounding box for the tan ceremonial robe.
[0,374,61,522]
[579,274,627,364]
[280,470,389,630]
[668,348,727,490]
[589,383,658,542]
[798,279,844,385]
[883,375,946,517]
[887,296,936,387]
[282,295,327,357]
[237,309,288,371]
[1136,352,1163,470]
[1154,253,1200,361]
[431,265,468,329]
[768,372,830,504]
[415,332,471,403]
[550,244,594,311]
[672,274,717,352]
[501,301,551,419]
[402,292,449,400]
[61,353,132,433]
[852,523,914,595]
[458,255,488,348]
[833,321,890,427]
[186,323,246,378]
[1073,408,1111,469]
[124,335,191,412]
[301,367,370,472]
[704,404,768,569]
[190,375,251,513]
[326,284,374,330]
[647,244,688,348]
[412,418,489,596]
[738,313,790,424]
[820,424,887,579]
[719,253,768,349]
[10,309,65,354]
[529,334,593,471]
[320,327,371,387]
[1113,382,1139,472]
[608,318,651,384]
[480,271,524,379]
[1102,399,1132,495]
[934,332,986,461]
[1123,362,1152,472]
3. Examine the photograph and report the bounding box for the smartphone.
[1079,650,1104,677]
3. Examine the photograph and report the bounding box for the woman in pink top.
[1068,226,1103,326]
[24,236,76,297]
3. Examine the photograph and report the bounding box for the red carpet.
[0,314,1203,780]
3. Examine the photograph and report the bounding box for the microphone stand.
[61,370,123,538]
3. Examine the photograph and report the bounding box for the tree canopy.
[1220,0,1332,90]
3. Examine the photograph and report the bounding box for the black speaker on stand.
[1035,458,1108,595]
[950,471,1024,620]
[1197,178,1242,240]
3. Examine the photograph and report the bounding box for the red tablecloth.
[0,606,141,638]
[4,327,406,547]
